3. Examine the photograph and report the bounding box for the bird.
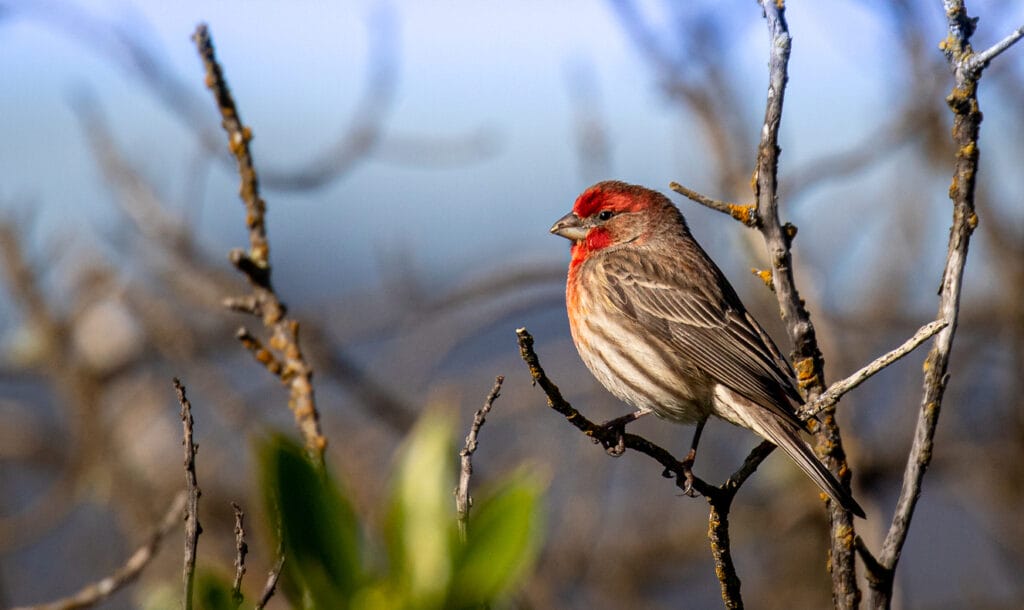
[550,180,864,518]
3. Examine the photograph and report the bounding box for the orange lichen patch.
[269,333,288,352]
[948,176,959,199]
[751,268,773,288]
[728,203,757,225]
[957,142,977,159]
[962,209,978,229]
[794,357,817,385]
[834,524,855,548]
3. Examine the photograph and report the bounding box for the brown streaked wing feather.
[597,249,803,422]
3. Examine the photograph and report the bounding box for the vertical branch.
[255,554,286,610]
[868,3,1024,608]
[752,2,860,606]
[192,24,326,462]
[707,496,742,610]
[455,375,504,542]
[174,378,201,610]
[230,502,247,608]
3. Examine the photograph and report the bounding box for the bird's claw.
[594,412,637,457]
[680,458,699,497]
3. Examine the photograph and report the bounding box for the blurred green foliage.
[254,410,545,610]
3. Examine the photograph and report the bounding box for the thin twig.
[802,319,948,420]
[669,182,757,227]
[234,327,284,378]
[516,327,744,602]
[231,502,248,608]
[966,24,1024,73]
[10,491,187,610]
[174,378,201,610]
[254,553,285,610]
[515,329,714,494]
[192,23,326,461]
[456,375,505,542]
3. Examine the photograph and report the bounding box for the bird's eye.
[597,210,614,221]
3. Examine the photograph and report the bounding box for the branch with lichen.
[865,4,1024,608]
[518,327,746,607]
[192,23,326,461]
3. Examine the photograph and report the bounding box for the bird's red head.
[551,181,667,269]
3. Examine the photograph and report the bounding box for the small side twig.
[669,181,757,227]
[10,492,187,610]
[802,319,948,420]
[174,378,201,610]
[231,502,248,608]
[455,375,504,542]
[255,553,285,610]
[965,24,1024,73]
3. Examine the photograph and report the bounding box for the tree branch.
[668,182,757,227]
[802,319,948,420]
[750,3,861,605]
[9,492,187,610]
[255,553,285,610]
[965,24,1024,73]
[174,378,201,610]
[230,502,247,608]
[516,328,748,606]
[192,23,326,461]
[456,375,504,542]
[868,2,1012,607]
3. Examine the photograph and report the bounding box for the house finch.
[551,180,864,517]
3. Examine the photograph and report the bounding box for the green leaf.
[193,568,235,610]
[448,470,545,608]
[384,409,458,609]
[258,434,361,609]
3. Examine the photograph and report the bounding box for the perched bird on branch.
[551,180,864,517]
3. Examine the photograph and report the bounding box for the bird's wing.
[598,252,804,422]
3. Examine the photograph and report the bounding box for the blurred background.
[1,0,1023,608]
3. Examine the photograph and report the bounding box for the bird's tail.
[713,387,866,518]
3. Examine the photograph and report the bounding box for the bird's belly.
[571,315,710,425]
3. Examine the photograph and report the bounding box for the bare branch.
[192,23,326,461]
[9,491,186,610]
[255,553,285,610]
[751,2,860,604]
[802,319,948,420]
[516,327,748,605]
[231,502,248,608]
[867,2,1014,607]
[966,24,1024,73]
[456,375,504,542]
[174,378,201,610]
[668,182,757,226]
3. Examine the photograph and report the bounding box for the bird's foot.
[680,448,699,497]
[594,411,642,457]
[680,460,699,497]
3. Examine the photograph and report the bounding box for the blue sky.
[0,0,1020,303]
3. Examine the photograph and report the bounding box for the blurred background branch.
[0,1,1022,608]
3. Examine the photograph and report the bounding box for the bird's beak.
[550,212,587,241]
